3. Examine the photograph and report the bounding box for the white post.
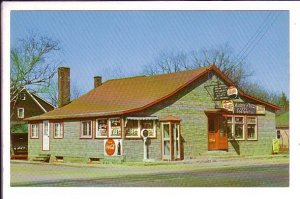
[143,137,148,161]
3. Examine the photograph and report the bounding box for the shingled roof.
[25,65,280,121]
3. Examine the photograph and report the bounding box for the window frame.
[53,122,64,139]
[225,115,258,141]
[80,120,93,139]
[17,108,24,118]
[234,116,245,140]
[30,123,39,139]
[95,118,109,138]
[246,116,258,141]
[125,119,141,138]
[108,118,122,138]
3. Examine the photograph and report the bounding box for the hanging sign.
[227,86,238,99]
[234,102,256,114]
[213,85,228,101]
[222,100,234,112]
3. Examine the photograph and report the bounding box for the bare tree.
[10,33,61,105]
[142,44,252,88]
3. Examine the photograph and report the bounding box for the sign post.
[141,129,149,161]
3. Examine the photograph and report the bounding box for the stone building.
[25,65,279,163]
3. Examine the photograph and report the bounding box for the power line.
[235,12,281,66]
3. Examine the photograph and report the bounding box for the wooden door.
[207,115,228,150]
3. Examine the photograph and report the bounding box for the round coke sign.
[105,138,116,156]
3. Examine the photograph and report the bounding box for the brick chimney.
[94,76,102,88]
[58,67,70,108]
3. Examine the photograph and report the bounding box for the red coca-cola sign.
[105,138,116,156]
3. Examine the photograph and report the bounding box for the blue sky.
[11,11,289,96]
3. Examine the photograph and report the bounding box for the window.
[208,117,215,132]
[140,120,156,138]
[125,120,140,137]
[96,119,108,138]
[109,118,121,138]
[20,92,26,100]
[31,124,39,138]
[54,123,63,138]
[234,117,244,140]
[81,121,92,138]
[246,117,257,140]
[226,116,233,139]
[226,115,258,141]
[17,108,24,118]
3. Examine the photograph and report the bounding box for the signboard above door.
[233,102,265,115]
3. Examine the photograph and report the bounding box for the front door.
[43,120,50,151]
[162,122,181,160]
[207,115,228,150]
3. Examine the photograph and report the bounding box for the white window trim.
[125,120,141,138]
[227,115,258,141]
[234,116,245,140]
[108,118,122,138]
[246,117,258,140]
[81,121,92,138]
[31,124,39,138]
[17,108,24,118]
[95,118,108,138]
[54,123,63,138]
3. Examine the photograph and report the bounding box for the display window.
[96,119,108,138]
[109,118,121,138]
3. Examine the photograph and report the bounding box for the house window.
[125,120,140,137]
[81,121,92,138]
[96,119,108,138]
[140,120,156,138]
[109,118,121,138]
[20,92,26,100]
[246,117,257,140]
[31,124,39,138]
[226,115,257,140]
[226,116,233,139]
[17,108,24,118]
[234,116,244,140]
[54,123,63,138]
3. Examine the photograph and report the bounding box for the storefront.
[25,65,279,163]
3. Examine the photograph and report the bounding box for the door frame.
[161,121,181,161]
[42,120,50,151]
[207,114,228,151]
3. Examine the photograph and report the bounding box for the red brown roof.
[25,65,280,121]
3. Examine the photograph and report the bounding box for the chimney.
[94,76,102,88]
[58,67,70,108]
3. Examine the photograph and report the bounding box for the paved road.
[11,160,289,187]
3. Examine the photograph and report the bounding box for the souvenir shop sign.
[234,102,256,114]
[233,102,265,115]
[213,85,228,100]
